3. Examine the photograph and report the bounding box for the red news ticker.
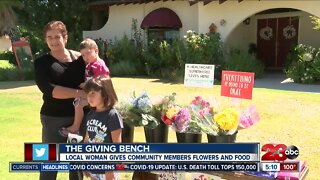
[280,162,299,171]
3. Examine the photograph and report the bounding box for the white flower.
[141,119,148,126]
[302,53,313,62]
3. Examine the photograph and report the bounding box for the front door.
[257,17,299,69]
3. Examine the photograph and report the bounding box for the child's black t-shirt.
[85,107,123,143]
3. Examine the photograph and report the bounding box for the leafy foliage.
[225,49,265,78]
[109,61,140,77]
[16,0,92,55]
[0,0,22,38]
[0,60,19,81]
[285,44,320,83]
[107,35,145,76]
[0,51,15,65]
[142,31,224,81]
[311,16,320,30]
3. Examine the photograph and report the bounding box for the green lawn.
[0,78,319,180]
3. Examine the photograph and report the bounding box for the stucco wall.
[84,0,320,49]
[299,13,320,48]
[197,0,320,40]
[83,1,199,41]
[0,37,11,51]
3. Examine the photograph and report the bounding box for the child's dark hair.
[84,75,118,109]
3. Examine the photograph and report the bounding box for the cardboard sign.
[221,71,254,99]
[184,64,215,88]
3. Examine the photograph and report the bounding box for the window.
[148,29,180,43]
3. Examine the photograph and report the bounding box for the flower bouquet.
[188,96,260,143]
[118,91,159,129]
[157,93,191,133]
[159,93,203,143]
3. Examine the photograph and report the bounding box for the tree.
[0,0,22,40]
[16,0,93,54]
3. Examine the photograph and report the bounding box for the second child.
[83,75,122,180]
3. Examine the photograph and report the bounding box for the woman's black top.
[34,52,85,117]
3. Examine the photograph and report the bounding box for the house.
[84,0,320,69]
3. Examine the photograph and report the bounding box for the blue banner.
[10,162,259,172]
[59,143,259,153]
[10,162,40,171]
[40,163,70,172]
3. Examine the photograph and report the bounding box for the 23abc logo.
[261,144,299,161]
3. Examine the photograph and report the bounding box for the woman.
[34,20,85,180]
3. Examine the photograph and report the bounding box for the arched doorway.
[225,8,320,69]
[257,16,299,69]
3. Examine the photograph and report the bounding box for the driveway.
[254,71,319,93]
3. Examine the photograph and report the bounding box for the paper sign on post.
[184,64,215,88]
[221,71,255,99]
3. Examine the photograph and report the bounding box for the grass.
[0,78,319,180]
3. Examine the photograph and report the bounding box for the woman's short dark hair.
[43,20,68,39]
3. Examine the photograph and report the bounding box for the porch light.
[243,18,251,25]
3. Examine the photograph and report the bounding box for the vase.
[144,121,168,143]
[176,132,202,143]
[207,131,238,143]
[122,122,134,143]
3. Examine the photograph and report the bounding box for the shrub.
[142,31,225,81]
[225,49,265,78]
[184,31,224,66]
[0,51,15,65]
[0,59,34,81]
[0,60,20,81]
[285,44,320,83]
[107,31,225,81]
[109,61,140,77]
[107,35,146,76]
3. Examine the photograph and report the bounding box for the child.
[83,75,122,180]
[60,38,110,136]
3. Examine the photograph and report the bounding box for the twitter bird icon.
[36,148,46,157]
[32,144,49,161]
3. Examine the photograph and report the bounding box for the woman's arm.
[111,129,122,143]
[52,85,86,99]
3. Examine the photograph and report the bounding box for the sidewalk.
[254,71,319,93]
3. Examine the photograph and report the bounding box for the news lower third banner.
[24,143,259,162]
[14,143,261,172]
[10,162,260,172]
[59,143,259,162]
